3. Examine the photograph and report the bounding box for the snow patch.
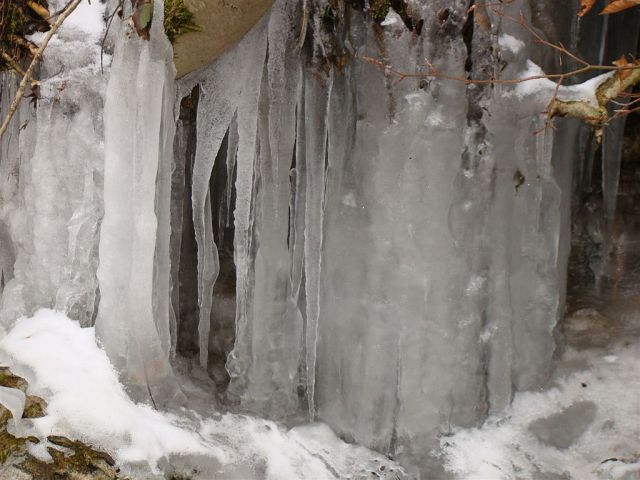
[498,34,525,54]
[513,60,613,107]
[381,11,401,26]
[441,338,640,479]
[0,310,215,471]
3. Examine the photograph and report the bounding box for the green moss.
[0,368,124,479]
[0,0,49,67]
[23,395,46,419]
[164,0,200,44]
[370,0,391,22]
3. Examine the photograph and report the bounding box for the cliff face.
[0,0,637,477]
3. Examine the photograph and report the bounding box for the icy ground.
[442,311,640,480]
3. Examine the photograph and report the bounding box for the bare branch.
[1,51,31,80]
[27,0,51,23]
[363,5,640,142]
[0,0,83,139]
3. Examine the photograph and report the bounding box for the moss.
[164,0,200,44]
[0,0,49,69]
[0,368,28,393]
[0,368,124,479]
[370,0,391,23]
[22,395,46,419]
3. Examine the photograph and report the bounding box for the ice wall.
[0,0,106,327]
[172,0,577,475]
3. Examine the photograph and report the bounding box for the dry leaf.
[613,54,633,82]
[578,0,598,16]
[601,0,640,14]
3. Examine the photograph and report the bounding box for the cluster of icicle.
[165,0,573,473]
[2,0,627,475]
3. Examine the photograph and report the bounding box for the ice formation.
[0,0,636,477]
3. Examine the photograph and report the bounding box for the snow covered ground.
[0,310,406,479]
[0,308,637,479]
[442,317,640,480]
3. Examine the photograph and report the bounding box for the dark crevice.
[175,86,201,359]
[462,0,475,74]
[207,130,237,393]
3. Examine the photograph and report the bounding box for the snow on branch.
[363,7,640,142]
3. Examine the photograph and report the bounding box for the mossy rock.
[0,368,124,480]
[164,0,200,44]
[171,0,274,77]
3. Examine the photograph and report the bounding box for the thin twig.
[100,0,124,73]
[0,0,84,139]
[0,51,32,80]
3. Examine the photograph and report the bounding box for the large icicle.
[302,69,331,419]
[95,0,183,404]
[241,0,303,416]
[179,17,268,369]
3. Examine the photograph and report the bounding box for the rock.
[528,401,598,449]
[171,0,274,77]
[0,367,124,480]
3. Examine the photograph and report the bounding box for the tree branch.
[0,0,83,139]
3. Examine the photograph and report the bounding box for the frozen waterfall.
[0,0,636,477]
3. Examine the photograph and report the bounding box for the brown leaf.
[578,0,598,16]
[613,54,632,82]
[600,0,640,14]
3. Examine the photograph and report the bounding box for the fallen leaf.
[613,54,632,82]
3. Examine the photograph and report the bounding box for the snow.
[0,310,214,471]
[381,11,401,26]
[514,60,613,107]
[0,309,406,479]
[498,34,525,54]
[61,0,105,38]
[441,337,640,480]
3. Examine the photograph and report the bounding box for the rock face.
[0,368,122,480]
[172,0,274,77]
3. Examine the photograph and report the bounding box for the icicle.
[225,115,238,230]
[96,0,183,405]
[289,99,306,302]
[601,121,624,232]
[153,79,178,359]
[303,69,332,419]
